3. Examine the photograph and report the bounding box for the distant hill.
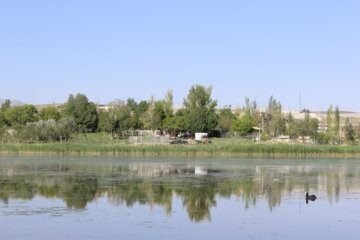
[35,103,63,110]
[0,98,26,106]
[282,110,360,127]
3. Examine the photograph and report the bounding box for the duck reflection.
[305,192,317,204]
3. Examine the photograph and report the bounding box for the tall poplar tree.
[183,85,218,134]
[327,104,333,134]
[334,106,340,137]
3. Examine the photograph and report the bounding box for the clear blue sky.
[1,0,359,111]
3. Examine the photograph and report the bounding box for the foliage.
[98,110,117,138]
[99,100,136,138]
[334,106,340,137]
[316,132,332,144]
[242,97,257,119]
[63,94,98,132]
[38,107,61,121]
[2,88,360,147]
[183,85,218,134]
[163,89,173,119]
[133,100,149,129]
[1,99,11,112]
[0,117,75,143]
[217,107,235,133]
[4,105,38,125]
[327,104,333,134]
[266,96,285,137]
[123,98,150,129]
[114,103,135,132]
[231,115,254,135]
[139,91,173,130]
[309,118,319,139]
[260,132,272,142]
[140,96,162,130]
[3,139,360,157]
[344,117,355,144]
[287,112,318,140]
[57,117,76,142]
[162,116,185,136]
[0,112,8,127]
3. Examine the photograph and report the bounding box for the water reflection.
[1,158,360,222]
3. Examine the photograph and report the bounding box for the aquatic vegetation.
[1,140,360,157]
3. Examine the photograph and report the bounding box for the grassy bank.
[2,140,360,157]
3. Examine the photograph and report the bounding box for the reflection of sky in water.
[1,195,360,240]
[1,155,360,239]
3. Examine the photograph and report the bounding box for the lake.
[1,155,360,239]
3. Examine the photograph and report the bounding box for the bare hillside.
[283,111,360,127]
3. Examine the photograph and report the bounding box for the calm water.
[1,155,360,240]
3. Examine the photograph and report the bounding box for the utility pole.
[258,122,261,143]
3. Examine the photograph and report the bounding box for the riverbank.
[1,141,360,158]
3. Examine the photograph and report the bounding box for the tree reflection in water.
[1,161,360,222]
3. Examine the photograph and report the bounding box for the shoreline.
[1,142,360,158]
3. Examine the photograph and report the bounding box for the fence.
[127,130,170,145]
[128,135,170,145]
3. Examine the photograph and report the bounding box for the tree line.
[0,85,358,144]
[1,162,354,219]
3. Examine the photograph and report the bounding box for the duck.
[305,192,316,204]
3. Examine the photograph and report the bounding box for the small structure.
[195,133,208,143]
[96,104,112,111]
[317,125,328,133]
[277,135,291,143]
[194,166,207,175]
[298,136,313,144]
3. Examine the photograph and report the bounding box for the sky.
[1,0,359,111]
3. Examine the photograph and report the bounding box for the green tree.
[183,85,218,134]
[98,110,117,139]
[334,106,340,138]
[154,101,166,129]
[63,94,98,132]
[231,115,254,135]
[40,119,57,142]
[140,96,157,130]
[163,89,173,119]
[287,112,318,141]
[63,94,75,116]
[107,99,135,137]
[38,107,61,121]
[286,112,295,137]
[243,97,257,119]
[56,117,76,142]
[344,117,355,144]
[266,96,285,137]
[316,132,332,144]
[217,107,235,133]
[309,118,319,139]
[114,103,133,132]
[163,116,185,136]
[356,124,360,141]
[1,99,11,112]
[0,112,7,127]
[126,98,137,112]
[139,94,170,130]
[327,104,333,135]
[5,105,38,125]
[133,100,149,129]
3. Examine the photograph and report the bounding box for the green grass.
[1,136,360,157]
[70,132,128,145]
